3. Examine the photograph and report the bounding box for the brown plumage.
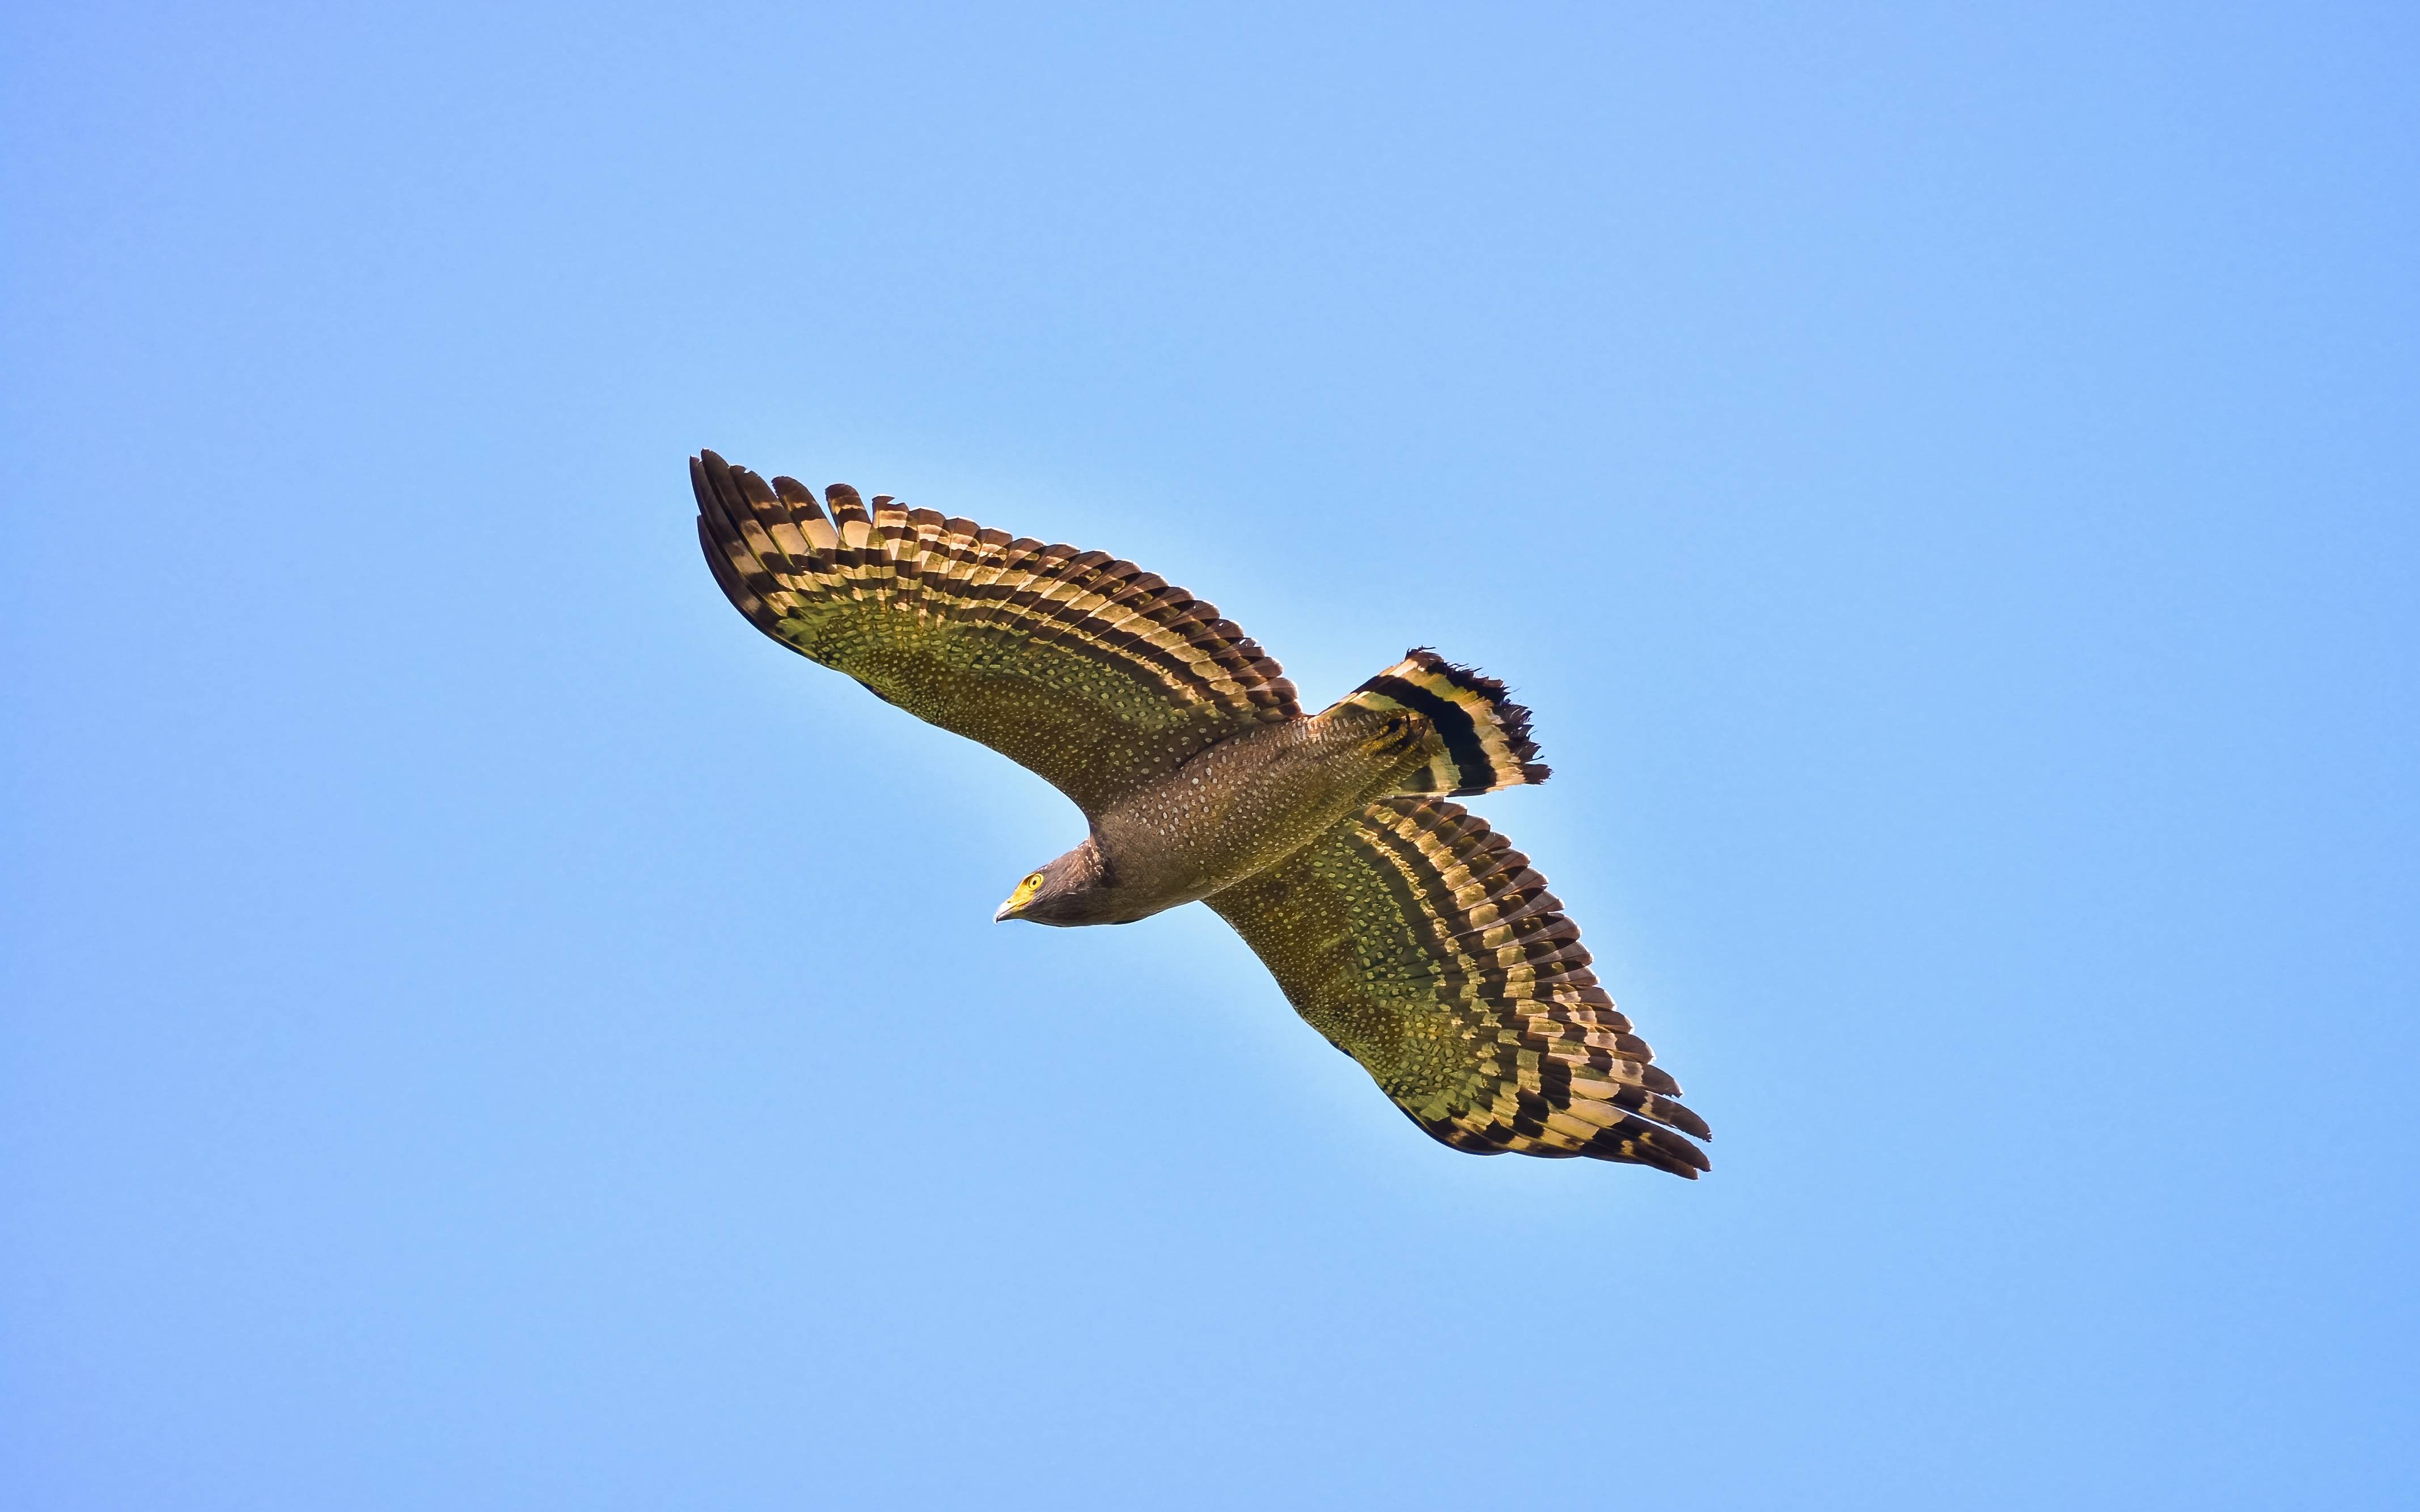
[693,450,1709,1176]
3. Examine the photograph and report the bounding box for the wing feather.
[1208,797,1710,1176]
[695,451,1298,815]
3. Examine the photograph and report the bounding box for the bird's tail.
[1342,650,1550,797]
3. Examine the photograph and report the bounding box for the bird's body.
[693,451,1711,1176]
[1032,700,1430,925]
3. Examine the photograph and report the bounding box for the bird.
[692,450,1710,1177]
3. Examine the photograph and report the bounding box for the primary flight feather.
[693,451,1710,1177]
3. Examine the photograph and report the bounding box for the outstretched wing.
[694,451,1300,816]
[1208,797,1710,1176]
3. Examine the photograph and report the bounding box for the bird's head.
[995,840,1111,926]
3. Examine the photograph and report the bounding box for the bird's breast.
[1091,714,1429,912]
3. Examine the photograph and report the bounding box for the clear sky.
[6,3,2415,1507]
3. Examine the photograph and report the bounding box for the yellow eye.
[997,870,1049,921]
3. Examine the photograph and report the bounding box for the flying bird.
[692,451,1710,1176]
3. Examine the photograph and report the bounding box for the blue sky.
[6,3,2415,1507]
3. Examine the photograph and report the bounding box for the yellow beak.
[995,874,1042,922]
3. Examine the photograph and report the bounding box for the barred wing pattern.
[694,451,1300,816]
[1209,797,1711,1176]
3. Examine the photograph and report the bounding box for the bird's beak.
[995,874,1042,923]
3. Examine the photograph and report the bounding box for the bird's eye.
[1025,872,1044,889]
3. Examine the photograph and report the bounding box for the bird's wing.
[1207,797,1710,1176]
[695,451,1300,816]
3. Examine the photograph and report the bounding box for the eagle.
[693,451,1710,1177]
